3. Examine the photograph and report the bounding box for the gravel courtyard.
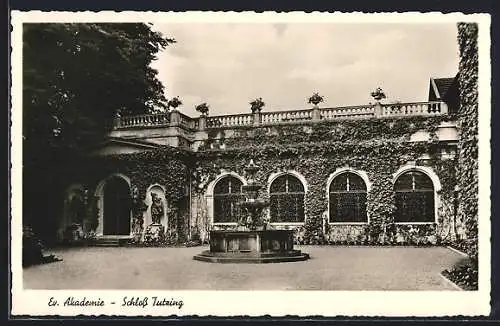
[23,246,463,290]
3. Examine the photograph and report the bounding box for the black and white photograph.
[10,11,491,317]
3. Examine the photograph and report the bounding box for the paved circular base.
[193,250,310,264]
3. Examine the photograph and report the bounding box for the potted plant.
[370,87,386,102]
[308,92,324,106]
[168,96,183,110]
[250,97,265,113]
[195,103,210,116]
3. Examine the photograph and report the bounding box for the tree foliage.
[22,23,175,243]
[23,23,175,161]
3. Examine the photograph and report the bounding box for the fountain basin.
[193,230,309,263]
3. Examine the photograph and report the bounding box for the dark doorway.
[103,177,131,235]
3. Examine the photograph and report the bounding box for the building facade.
[57,79,465,246]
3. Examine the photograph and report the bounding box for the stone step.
[92,237,131,247]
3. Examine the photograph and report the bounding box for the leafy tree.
[22,23,175,243]
[23,23,175,161]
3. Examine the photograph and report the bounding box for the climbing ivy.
[61,113,459,247]
[193,115,458,245]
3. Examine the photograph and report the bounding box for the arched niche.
[59,183,86,240]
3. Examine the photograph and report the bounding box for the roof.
[101,137,162,148]
[428,74,458,102]
[433,78,455,99]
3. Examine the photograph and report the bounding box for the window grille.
[269,174,305,223]
[329,172,368,223]
[213,176,244,223]
[394,171,435,223]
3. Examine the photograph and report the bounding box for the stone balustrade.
[380,101,448,117]
[206,113,254,128]
[178,112,199,129]
[261,109,313,124]
[115,113,170,128]
[114,101,449,130]
[320,105,375,120]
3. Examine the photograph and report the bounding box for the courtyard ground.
[23,246,463,290]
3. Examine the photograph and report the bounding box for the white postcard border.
[10,11,492,317]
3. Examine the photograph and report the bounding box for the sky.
[151,23,459,117]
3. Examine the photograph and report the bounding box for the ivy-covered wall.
[456,23,479,260]
[60,147,195,243]
[190,116,460,245]
[58,114,461,246]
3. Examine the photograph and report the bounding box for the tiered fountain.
[193,160,309,263]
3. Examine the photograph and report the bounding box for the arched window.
[270,174,305,223]
[394,170,435,223]
[329,172,368,223]
[213,176,244,223]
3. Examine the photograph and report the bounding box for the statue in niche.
[150,192,164,225]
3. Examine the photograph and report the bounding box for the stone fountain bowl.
[193,229,309,264]
[238,200,269,209]
[241,184,261,193]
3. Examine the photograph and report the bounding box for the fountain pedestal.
[193,229,309,263]
[193,159,309,263]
